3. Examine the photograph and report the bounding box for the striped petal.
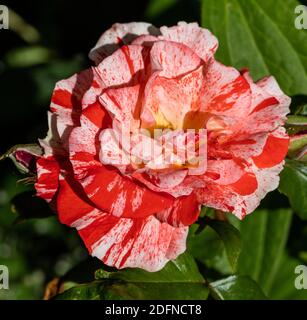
[57,177,187,272]
[200,60,251,118]
[50,68,100,126]
[196,160,284,219]
[67,152,175,218]
[155,193,200,227]
[141,65,204,130]
[35,156,60,202]
[89,22,160,64]
[159,21,218,62]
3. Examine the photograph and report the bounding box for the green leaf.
[297,148,307,162]
[295,104,307,116]
[287,115,307,126]
[188,218,241,274]
[207,220,241,272]
[54,253,209,300]
[188,226,232,276]
[237,211,267,280]
[237,209,292,295]
[201,0,307,96]
[288,133,307,158]
[188,225,224,264]
[279,160,307,219]
[11,191,54,222]
[209,275,267,300]
[258,209,292,293]
[286,115,307,135]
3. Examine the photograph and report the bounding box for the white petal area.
[159,21,218,62]
[257,75,291,109]
[132,170,193,198]
[39,112,70,156]
[79,213,188,272]
[150,40,202,78]
[95,44,145,88]
[99,128,131,172]
[89,22,160,64]
[99,84,141,132]
[196,161,284,219]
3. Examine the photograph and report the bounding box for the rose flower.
[34,22,290,271]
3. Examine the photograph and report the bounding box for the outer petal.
[200,60,251,118]
[155,193,200,227]
[39,112,70,156]
[68,101,112,175]
[50,68,100,126]
[257,75,291,109]
[227,72,291,137]
[159,21,218,62]
[196,160,284,219]
[35,156,60,202]
[215,73,290,159]
[41,69,104,158]
[89,22,160,64]
[95,44,146,88]
[68,101,111,158]
[83,214,188,272]
[150,40,202,78]
[199,129,287,219]
[205,159,246,185]
[252,128,289,169]
[68,152,175,218]
[57,177,187,272]
[220,132,269,160]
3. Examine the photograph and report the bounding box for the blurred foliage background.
[0,0,307,300]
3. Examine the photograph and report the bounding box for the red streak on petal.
[83,101,110,128]
[252,135,289,169]
[51,89,74,109]
[92,80,100,88]
[115,220,144,268]
[205,171,220,180]
[173,194,199,226]
[80,215,119,254]
[251,97,279,113]
[121,45,135,76]
[230,172,258,196]
[207,76,249,112]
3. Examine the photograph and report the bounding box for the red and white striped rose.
[35,22,290,271]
